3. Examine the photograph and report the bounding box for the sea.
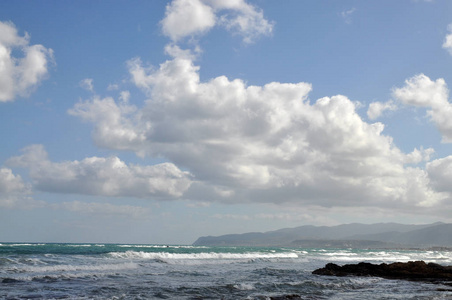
[1,243,452,299]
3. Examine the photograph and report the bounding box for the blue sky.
[1,0,452,244]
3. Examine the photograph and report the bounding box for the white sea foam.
[233,283,255,290]
[118,245,162,248]
[5,243,45,247]
[117,245,208,249]
[322,255,412,262]
[5,266,135,282]
[324,252,358,257]
[13,262,139,273]
[2,246,451,299]
[108,251,298,261]
[17,257,48,265]
[308,249,452,264]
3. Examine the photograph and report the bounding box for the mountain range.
[193,222,452,249]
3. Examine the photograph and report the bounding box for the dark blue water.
[1,243,451,299]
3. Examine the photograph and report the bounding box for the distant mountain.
[193,222,452,248]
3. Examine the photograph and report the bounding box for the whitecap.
[108,251,298,262]
[13,262,139,274]
[233,283,255,290]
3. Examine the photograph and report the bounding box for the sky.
[1,0,452,244]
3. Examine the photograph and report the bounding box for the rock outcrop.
[313,261,452,284]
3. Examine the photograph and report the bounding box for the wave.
[232,283,255,291]
[67,244,105,247]
[7,262,138,274]
[308,249,452,264]
[0,243,46,247]
[117,245,208,249]
[3,269,132,283]
[108,251,299,261]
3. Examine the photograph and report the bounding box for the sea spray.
[1,243,452,299]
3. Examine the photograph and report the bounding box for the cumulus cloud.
[443,24,452,55]
[161,0,273,44]
[164,43,202,60]
[392,74,452,142]
[0,167,41,208]
[0,165,152,217]
[8,144,193,199]
[367,100,398,120]
[69,56,444,212]
[68,95,148,153]
[0,21,53,102]
[161,0,216,42]
[426,156,452,193]
[213,0,274,44]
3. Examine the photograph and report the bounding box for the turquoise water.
[1,243,452,299]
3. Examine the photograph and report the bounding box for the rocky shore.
[313,261,452,285]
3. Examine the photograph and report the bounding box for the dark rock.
[313,261,452,284]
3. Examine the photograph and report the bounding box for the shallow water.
[1,243,452,299]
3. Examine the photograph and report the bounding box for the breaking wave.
[108,250,299,261]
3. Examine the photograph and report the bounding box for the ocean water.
[1,243,452,299]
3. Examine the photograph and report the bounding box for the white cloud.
[1,165,152,216]
[8,144,193,199]
[392,73,452,142]
[69,56,445,212]
[79,78,94,92]
[0,167,41,208]
[164,43,202,60]
[443,24,452,55]
[0,21,53,102]
[160,0,273,44]
[340,8,356,24]
[68,95,149,154]
[213,0,274,44]
[161,0,216,42]
[107,83,119,91]
[393,74,448,107]
[367,100,398,120]
[427,156,452,193]
[119,90,130,103]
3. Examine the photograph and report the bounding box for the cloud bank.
[0,165,151,217]
[0,21,53,102]
[8,144,192,199]
[66,55,445,213]
[3,1,452,222]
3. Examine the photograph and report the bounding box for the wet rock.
[313,261,452,284]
